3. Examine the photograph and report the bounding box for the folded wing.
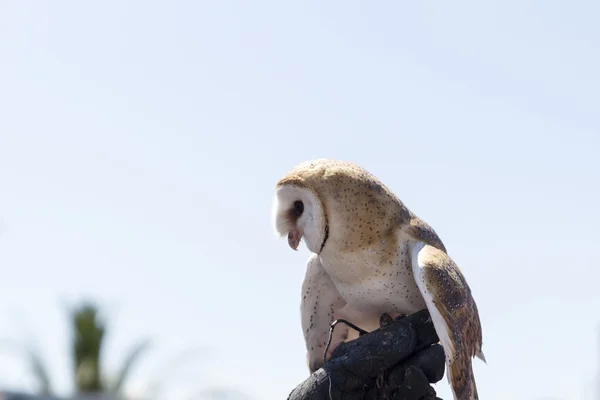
[409,241,484,400]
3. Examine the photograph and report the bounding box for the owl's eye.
[293,200,304,216]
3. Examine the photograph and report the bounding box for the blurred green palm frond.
[0,338,53,395]
[109,338,152,394]
[26,344,53,395]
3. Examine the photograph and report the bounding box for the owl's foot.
[380,312,408,327]
[379,313,394,327]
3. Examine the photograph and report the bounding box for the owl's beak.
[288,227,303,251]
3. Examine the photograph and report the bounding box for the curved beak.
[287,226,304,251]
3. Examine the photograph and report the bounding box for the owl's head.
[272,182,328,254]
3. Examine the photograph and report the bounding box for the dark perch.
[287,310,446,400]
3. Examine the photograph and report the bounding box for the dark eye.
[293,200,304,216]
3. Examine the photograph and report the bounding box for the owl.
[272,159,485,400]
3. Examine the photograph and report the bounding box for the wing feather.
[409,240,483,400]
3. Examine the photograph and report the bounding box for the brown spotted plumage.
[272,159,485,400]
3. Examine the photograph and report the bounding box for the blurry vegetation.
[70,302,151,396]
[16,301,151,398]
[1,300,233,400]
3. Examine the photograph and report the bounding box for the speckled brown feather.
[417,244,483,399]
[276,159,443,252]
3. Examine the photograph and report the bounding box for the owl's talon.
[379,313,394,327]
[394,312,408,320]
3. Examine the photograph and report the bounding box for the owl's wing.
[408,240,484,400]
[300,254,348,373]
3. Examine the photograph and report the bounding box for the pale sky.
[1,1,599,400]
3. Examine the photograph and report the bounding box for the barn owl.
[272,159,485,400]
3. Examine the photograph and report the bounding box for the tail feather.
[448,355,479,400]
[476,349,487,364]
